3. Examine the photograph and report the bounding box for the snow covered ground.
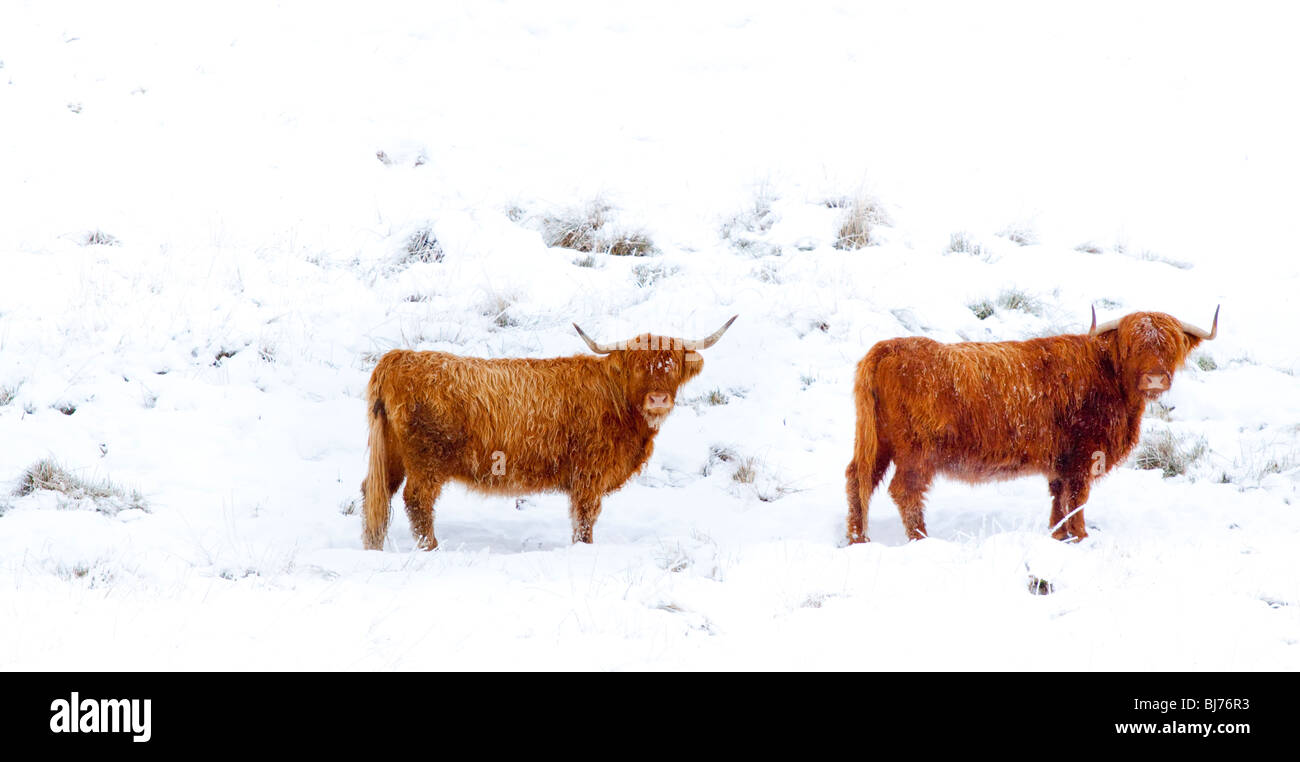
[1,1,1298,670]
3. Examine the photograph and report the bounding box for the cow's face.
[617,335,704,429]
[1110,312,1201,401]
[574,316,736,429]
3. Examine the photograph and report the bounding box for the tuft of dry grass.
[947,231,985,257]
[833,196,889,250]
[969,289,1041,319]
[1074,241,1104,255]
[633,262,676,287]
[1134,430,1208,478]
[701,445,738,477]
[996,288,1042,315]
[83,230,119,246]
[720,188,778,251]
[539,199,612,252]
[538,199,656,256]
[14,458,148,514]
[405,228,444,264]
[732,456,758,484]
[0,383,19,407]
[604,229,656,257]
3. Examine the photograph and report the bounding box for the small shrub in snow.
[539,199,611,251]
[947,231,985,257]
[0,383,19,406]
[632,262,676,287]
[969,300,995,320]
[1134,430,1208,478]
[52,401,76,416]
[212,347,239,367]
[573,254,596,268]
[83,229,119,246]
[1195,354,1218,371]
[1027,575,1055,595]
[701,445,738,476]
[996,288,1042,315]
[704,388,728,406]
[404,228,444,264]
[538,199,656,256]
[606,230,656,257]
[1074,241,1104,255]
[13,458,148,514]
[833,196,889,250]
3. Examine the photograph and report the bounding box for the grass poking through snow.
[13,458,149,514]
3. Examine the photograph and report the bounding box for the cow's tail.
[362,367,393,551]
[845,357,880,543]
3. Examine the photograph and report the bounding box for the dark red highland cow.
[362,316,737,550]
[845,307,1219,543]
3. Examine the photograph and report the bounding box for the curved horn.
[573,323,617,354]
[682,315,738,351]
[1089,305,1122,336]
[1179,304,1219,340]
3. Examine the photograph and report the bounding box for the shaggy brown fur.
[845,309,1218,543]
[362,320,736,550]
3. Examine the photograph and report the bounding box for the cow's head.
[1091,306,1218,401]
[574,316,738,429]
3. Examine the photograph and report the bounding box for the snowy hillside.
[1,1,1298,670]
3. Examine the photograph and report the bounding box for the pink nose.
[646,393,671,409]
[1141,373,1170,391]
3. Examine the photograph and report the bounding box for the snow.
[1,0,1298,670]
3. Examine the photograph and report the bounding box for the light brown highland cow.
[845,307,1218,543]
[362,316,737,549]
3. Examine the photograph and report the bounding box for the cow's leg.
[845,450,891,543]
[888,465,935,541]
[845,461,866,543]
[1063,477,1091,541]
[568,489,603,544]
[1048,477,1068,540]
[402,475,443,550]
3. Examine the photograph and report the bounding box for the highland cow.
[845,307,1219,543]
[361,316,737,549]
